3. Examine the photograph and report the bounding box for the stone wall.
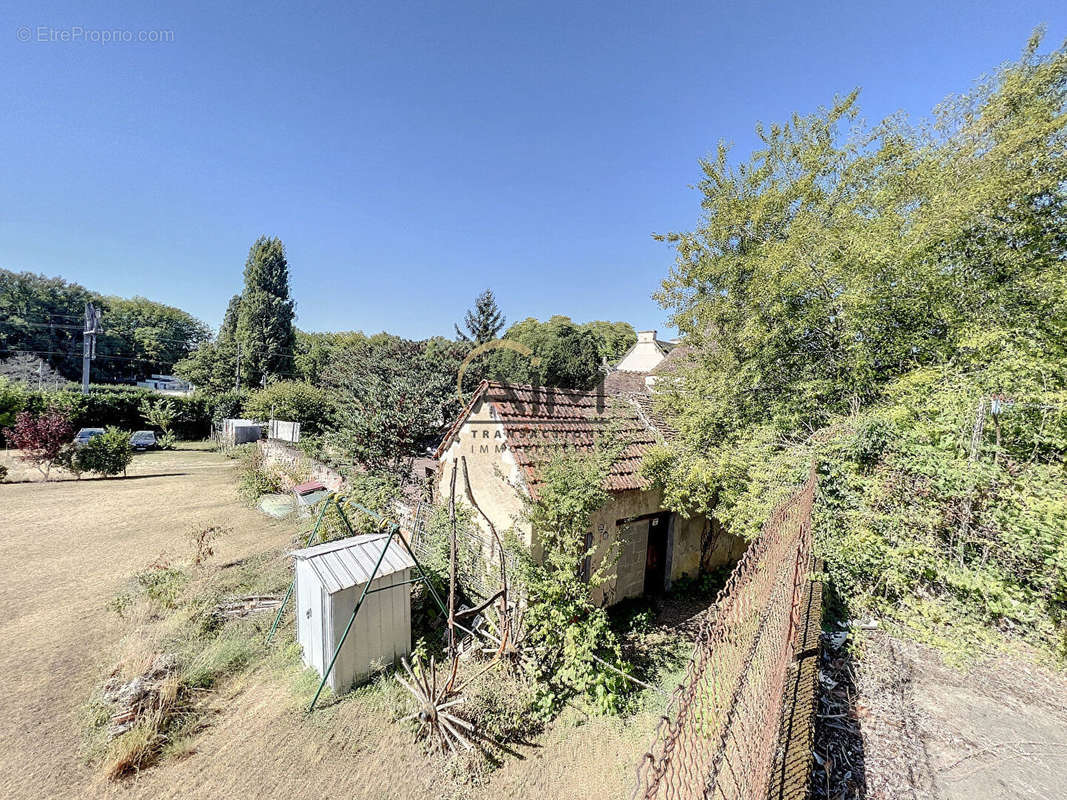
[258,439,346,492]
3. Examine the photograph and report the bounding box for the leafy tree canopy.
[323,335,474,471]
[0,269,210,382]
[491,315,603,389]
[645,32,1067,657]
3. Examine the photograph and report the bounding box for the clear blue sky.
[2,2,1063,339]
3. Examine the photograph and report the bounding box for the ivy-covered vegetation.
[643,34,1067,659]
[513,444,632,714]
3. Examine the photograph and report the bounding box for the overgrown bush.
[235,444,281,504]
[515,443,633,715]
[642,35,1067,661]
[76,427,134,477]
[242,380,332,434]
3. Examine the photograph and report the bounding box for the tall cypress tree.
[236,236,295,387]
[455,288,505,343]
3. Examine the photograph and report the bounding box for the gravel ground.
[814,630,1067,800]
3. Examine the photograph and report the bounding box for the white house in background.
[614,330,678,373]
[136,374,193,395]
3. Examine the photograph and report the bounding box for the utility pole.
[81,302,101,395]
[234,342,242,391]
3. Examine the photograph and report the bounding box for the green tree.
[236,236,296,387]
[0,270,209,382]
[644,33,1067,657]
[324,336,470,471]
[242,380,331,434]
[455,288,506,343]
[492,316,602,389]
[581,321,637,365]
[139,397,177,435]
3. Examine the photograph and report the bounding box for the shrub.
[0,464,7,482]
[0,377,27,434]
[242,381,331,434]
[156,432,177,450]
[235,444,280,504]
[3,409,75,478]
[515,443,633,714]
[139,397,178,438]
[77,427,134,477]
[461,665,542,743]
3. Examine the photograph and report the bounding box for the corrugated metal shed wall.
[294,536,413,692]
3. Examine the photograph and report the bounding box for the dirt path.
[815,631,1067,800]
[0,448,650,800]
[0,449,295,800]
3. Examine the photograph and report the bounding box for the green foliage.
[0,269,210,382]
[455,288,506,343]
[235,443,281,504]
[174,295,242,392]
[324,335,473,470]
[491,315,603,389]
[202,389,247,426]
[156,432,177,450]
[0,377,27,432]
[139,397,177,435]
[582,320,637,365]
[18,386,211,439]
[241,380,331,434]
[235,236,296,387]
[288,330,371,384]
[132,561,189,611]
[646,34,1067,660]
[77,427,134,477]
[515,444,632,713]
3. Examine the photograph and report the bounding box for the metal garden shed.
[292,534,415,693]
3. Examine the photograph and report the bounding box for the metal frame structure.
[265,493,449,712]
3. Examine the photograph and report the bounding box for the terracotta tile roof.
[650,344,696,375]
[630,393,679,441]
[602,369,651,396]
[435,381,659,498]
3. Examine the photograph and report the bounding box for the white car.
[130,430,157,450]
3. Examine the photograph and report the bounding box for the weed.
[187,524,229,567]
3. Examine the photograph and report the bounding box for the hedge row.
[10,387,217,442]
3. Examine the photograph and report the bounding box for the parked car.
[74,427,105,447]
[130,430,157,451]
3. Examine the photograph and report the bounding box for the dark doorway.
[643,512,671,595]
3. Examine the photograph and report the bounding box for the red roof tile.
[435,381,660,498]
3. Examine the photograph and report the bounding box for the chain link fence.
[633,468,817,800]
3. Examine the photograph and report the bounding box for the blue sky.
[1,2,1063,338]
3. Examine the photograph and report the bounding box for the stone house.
[433,381,744,607]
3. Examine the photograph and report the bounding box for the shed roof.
[435,381,660,499]
[291,534,415,594]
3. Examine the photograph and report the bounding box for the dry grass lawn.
[0,447,654,800]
